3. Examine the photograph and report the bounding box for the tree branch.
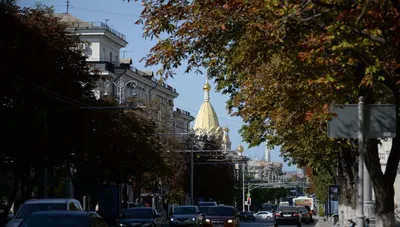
[384,95,400,183]
[390,0,400,11]
[356,0,370,24]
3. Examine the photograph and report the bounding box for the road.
[240,219,318,227]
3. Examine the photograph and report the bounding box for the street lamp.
[104,79,137,104]
[237,145,245,211]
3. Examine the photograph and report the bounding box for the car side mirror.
[7,213,14,220]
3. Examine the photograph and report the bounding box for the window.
[68,202,79,211]
[110,52,112,63]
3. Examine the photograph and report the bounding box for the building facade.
[56,13,194,132]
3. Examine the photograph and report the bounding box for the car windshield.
[277,207,298,212]
[198,207,211,214]
[198,202,216,206]
[16,203,67,219]
[174,207,197,214]
[123,208,154,218]
[19,214,88,227]
[208,207,235,216]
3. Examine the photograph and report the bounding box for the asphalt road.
[240,219,318,227]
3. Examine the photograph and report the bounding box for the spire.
[203,75,211,102]
[66,0,70,14]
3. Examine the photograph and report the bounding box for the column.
[363,164,375,219]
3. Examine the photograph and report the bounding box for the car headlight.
[191,217,196,221]
[117,224,126,227]
[205,219,211,223]
[170,218,175,221]
[227,220,233,223]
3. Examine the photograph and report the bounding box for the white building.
[55,13,194,133]
[55,14,195,204]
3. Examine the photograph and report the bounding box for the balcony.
[65,21,126,41]
[87,58,115,73]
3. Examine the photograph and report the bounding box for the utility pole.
[242,163,245,211]
[190,145,194,205]
[357,96,365,227]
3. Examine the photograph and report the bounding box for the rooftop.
[55,13,126,41]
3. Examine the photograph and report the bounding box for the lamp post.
[104,79,137,104]
[237,145,245,211]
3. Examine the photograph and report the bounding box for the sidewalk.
[315,217,334,227]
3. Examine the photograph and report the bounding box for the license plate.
[283,214,292,217]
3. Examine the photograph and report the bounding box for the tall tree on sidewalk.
[0,2,93,224]
[132,0,400,225]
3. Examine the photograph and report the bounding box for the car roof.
[176,206,197,208]
[24,198,79,204]
[127,207,153,210]
[30,211,90,216]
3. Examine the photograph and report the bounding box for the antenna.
[66,0,70,14]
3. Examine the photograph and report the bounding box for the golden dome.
[193,101,220,131]
[203,81,211,90]
[237,144,244,153]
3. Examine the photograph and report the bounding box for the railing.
[65,21,126,41]
[127,66,177,93]
[87,60,115,73]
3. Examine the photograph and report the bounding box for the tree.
[0,2,94,225]
[134,0,400,225]
[182,134,237,204]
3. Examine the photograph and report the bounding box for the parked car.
[6,198,83,227]
[254,211,273,220]
[238,211,255,221]
[203,205,240,227]
[273,206,301,227]
[170,206,204,227]
[18,211,107,227]
[116,207,163,227]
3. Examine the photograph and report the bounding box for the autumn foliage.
[134,0,400,225]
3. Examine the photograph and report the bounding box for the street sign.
[328,104,396,139]
[247,192,251,197]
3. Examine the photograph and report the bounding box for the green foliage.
[134,1,400,222]
[0,2,184,222]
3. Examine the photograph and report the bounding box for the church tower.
[193,78,231,151]
[193,79,220,134]
[265,144,272,162]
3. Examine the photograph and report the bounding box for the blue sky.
[17,0,298,171]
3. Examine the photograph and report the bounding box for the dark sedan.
[274,206,301,227]
[117,207,163,227]
[203,206,239,227]
[18,211,107,227]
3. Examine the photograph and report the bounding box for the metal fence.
[66,22,126,41]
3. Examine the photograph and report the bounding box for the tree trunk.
[338,146,357,222]
[0,169,22,227]
[374,184,396,227]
